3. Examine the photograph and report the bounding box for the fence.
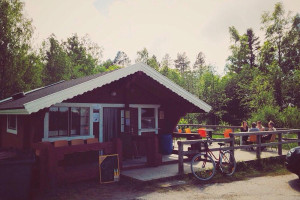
[175,125,300,174]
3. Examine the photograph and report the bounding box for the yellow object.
[185,128,191,133]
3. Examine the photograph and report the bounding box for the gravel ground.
[36,173,300,200]
[137,174,300,200]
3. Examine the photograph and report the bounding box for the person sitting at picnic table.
[257,121,265,131]
[262,121,276,142]
[240,121,249,144]
[244,122,259,149]
[249,122,259,132]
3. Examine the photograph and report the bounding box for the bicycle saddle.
[218,143,225,146]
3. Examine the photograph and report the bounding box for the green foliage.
[42,34,71,85]
[178,118,188,124]
[0,0,42,98]
[135,48,160,70]
[249,105,282,127]
[281,106,300,128]
[65,34,101,78]
[174,52,190,74]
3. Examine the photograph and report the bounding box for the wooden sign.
[99,154,120,183]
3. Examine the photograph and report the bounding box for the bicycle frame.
[202,143,223,165]
[191,139,236,181]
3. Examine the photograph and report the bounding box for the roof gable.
[0,63,211,114]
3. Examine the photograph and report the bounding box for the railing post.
[256,134,261,159]
[178,141,184,175]
[298,132,300,146]
[278,132,282,155]
[229,133,235,157]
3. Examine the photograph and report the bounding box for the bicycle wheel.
[219,150,236,176]
[191,153,216,181]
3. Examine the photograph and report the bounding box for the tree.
[147,55,160,70]
[0,0,42,99]
[174,52,190,74]
[261,2,291,71]
[135,48,149,64]
[261,2,292,108]
[246,28,260,69]
[193,52,206,71]
[160,54,173,76]
[161,54,173,68]
[113,51,131,67]
[42,34,71,85]
[227,26,249,73]
[64,34,101,78]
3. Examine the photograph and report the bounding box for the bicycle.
[190,138,236,181]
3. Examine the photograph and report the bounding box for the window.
[48,106,90,138]
[141,108,155,129]
[7,115,17,134]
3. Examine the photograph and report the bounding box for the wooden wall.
[0,72,201,150]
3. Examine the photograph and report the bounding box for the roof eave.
[0,108,29,115]
[5,63,212,114]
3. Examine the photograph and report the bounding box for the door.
[103,108,120,142]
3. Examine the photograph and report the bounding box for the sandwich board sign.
[99,154,120,183]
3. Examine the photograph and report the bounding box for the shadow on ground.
[288,178,300,192]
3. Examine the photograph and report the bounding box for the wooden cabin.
[0,63,211,187]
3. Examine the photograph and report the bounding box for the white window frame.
[130,104,160,136]
[7,115,17,134]
[43,103,160,142]
[97,104,160,141]
[43,103,94,142]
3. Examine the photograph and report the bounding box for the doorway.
[103,108,120,142]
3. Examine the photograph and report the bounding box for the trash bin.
[159,134,173,155]
[0,148,35,200]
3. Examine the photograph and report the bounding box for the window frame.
[141,108,156,129]
[43,103,94,142]
[130,104,159,135]
[7,115,17,134]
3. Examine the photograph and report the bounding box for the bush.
[249,105,283,127]
[281,106,300,128]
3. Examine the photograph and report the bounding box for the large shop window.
[7,115,17,134]
[141,108,155,129]
[49,106,90,137]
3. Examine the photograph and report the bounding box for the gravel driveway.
[137,174,300,200]
[37,174,300,200]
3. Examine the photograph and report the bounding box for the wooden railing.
[33,139,121,189]
[231,129,300,158]
[176,128,300,174]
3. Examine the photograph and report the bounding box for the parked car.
[285,146,300,179]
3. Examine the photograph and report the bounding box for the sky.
[23,0,300,74]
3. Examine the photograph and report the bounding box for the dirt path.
[36,174,300,200]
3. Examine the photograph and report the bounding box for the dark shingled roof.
[0,70,116,110]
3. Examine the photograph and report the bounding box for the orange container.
[185,128,191,133]
[224,129,232,138]
[198,129,206,137]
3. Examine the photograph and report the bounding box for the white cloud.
[23,0,300,74]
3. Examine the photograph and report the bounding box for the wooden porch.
[121,146,288,182]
